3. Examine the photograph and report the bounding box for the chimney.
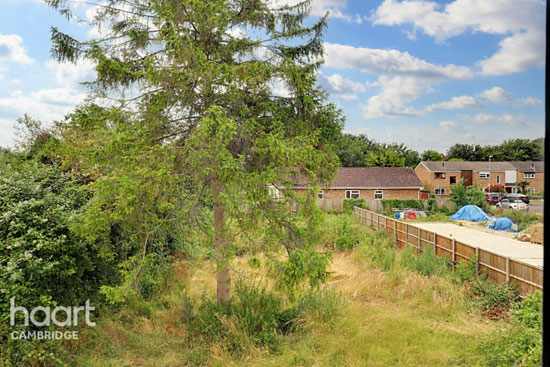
[531,162,534,169]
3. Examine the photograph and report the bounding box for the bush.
[448,181,487,210]
[183,282,343,354]
[381,199,425,213]
[343,198,366,213]
[354,231,396,270]
[399,247,449,277]
[453,256,478,283]
[478,291,542,366]
[329,216,362,251]
[466,278,520,311]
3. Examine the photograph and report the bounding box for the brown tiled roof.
[419,161,544,173]
[292,167,423,189]
[509,161,544,173]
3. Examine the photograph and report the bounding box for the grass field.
[61,217,515,367]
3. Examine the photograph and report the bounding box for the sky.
[0,0,546,153]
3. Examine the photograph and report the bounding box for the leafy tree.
[334,133,378,167]
[365,149,405,167]
[46,0,343,303]
[515,180,531,194]
[446,144,483,161]
[448,180,486,209]
[381,143,420,167]
[421,150,442,161]
[447,139,544,161]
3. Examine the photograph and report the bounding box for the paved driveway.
[413,222,544,268]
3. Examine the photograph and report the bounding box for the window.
[374,190,383,200]
[524,172,535,179]
[434,172,445,179]
[345,190,360,199]
[479,172,490,178]
[450,176,456,184]
[496,175,500,184]
[317,190,324,199]
[434,188,445,196]
[527,188,535,194]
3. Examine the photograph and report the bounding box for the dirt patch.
[480,307,510,321]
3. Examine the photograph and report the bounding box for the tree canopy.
[46,0,344,303]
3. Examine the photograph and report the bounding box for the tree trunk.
[211,175,231,304]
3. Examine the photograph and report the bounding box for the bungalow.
[290,167,423,200]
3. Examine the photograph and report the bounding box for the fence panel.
[352,206,542,294]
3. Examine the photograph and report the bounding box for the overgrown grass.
[47,213,541,367]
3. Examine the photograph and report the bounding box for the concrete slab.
[413,222,544,269]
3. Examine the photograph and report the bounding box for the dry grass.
[65,244,500,367]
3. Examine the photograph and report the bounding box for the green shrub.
[453,256,478,283]
[510,290,542,330]
[478,291,542,366]
[448,181,487,210]
[354,231,396,270]
[381,199,425,213]
[183,282,343,354]
[466,278,520,311]
[330,216,362,250]
[398,246,449,276]
[343,198,366,213]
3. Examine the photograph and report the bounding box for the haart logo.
[9,298,95,340]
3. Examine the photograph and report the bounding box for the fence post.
[433,234,436,252]
[475,247,479,274]
[405,223,409,247]
[506,257,510,283]
[452,239,456,270]
[417,228,421,251]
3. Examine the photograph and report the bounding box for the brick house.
[290,167,423,200]
[509,161,545,194]
[415,161,544,197]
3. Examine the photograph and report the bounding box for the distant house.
[290,167,423,200]
[415,161,544,197]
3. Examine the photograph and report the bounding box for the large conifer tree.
[47,0,343,303]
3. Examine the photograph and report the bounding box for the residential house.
[291,167,423,200]
[415,161,544,197]
[509,161,545,195]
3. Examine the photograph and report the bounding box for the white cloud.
[439,120,466,133]
[0,34,34,64]
[478,86,542,106]
[0,118,17,147]
[477,30,545,75]
[317,73,367,100]
[323,42,473,79]
[469,113,526,126]
[323,42,473,118]
[361,75,428,119]
[426,95,484,111]
[0,88,88,122]
[45,59,96,88]
[370,0,546,75]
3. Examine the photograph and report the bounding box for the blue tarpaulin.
[488,217,514,231]
[449,205,492,222]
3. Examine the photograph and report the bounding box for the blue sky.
[0,0,546,152]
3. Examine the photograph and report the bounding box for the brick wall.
[519,172,545,194]
[472,171,506,189]
[320,188,419,200]
[415,164,459,198]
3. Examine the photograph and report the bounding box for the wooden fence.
[353,207,543,294]
[316,199,344,212]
